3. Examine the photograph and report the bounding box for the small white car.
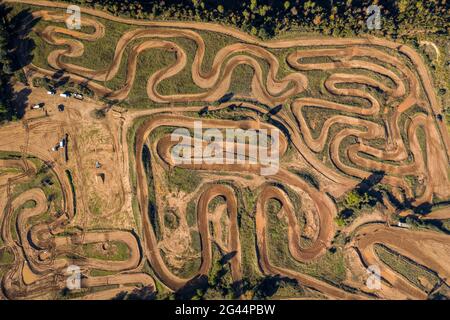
[60,92,71,98]
[47,89,56,95]
[31,103,44,109]
[73,93,84,100]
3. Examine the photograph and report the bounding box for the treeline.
[0,4,15,122]
[58,0,449,39]
[0,3,36,123]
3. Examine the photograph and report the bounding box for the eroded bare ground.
[0,0,449,300]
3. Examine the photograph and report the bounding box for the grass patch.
[0,247,14,265]
[65,169,76,215]
[166,167,201,194]
[186,200,197,227]
[375,244,440,293]
[89,269,118,277]
[208,195,226,212]
[265,194,346,284]
[81,240,131,261]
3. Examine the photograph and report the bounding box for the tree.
[0,4,14,122]
[0,3,35,122]
[343,190,371,211]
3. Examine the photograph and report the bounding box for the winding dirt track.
[1,0,450,300]
[0,159,152,299]
[353,224,450,299]
[17,0,449,198]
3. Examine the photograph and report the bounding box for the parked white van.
[60,91,71,98]
[31,103,44,109]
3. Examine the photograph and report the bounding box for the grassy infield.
[8,2,447,298]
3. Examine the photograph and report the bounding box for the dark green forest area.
[57,0,449,39]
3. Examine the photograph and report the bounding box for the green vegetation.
[8,1,448,114]
[186,200,197,227]
[163,209,180,230]
[89,269,118,277]
[65,169,77,215]
[264,188,346,285]
[157,38,203,96]
[189,244,235,300]
[267,198,282,215]
[293,169,320,189]
[375,244,439,292]
[228,64,254,97]
[208,195,226,212]
[167,167,202,193]
[334,175,389,226]
[0,4,14,121]
[173,230,202,279]
[402,215,449,235]
[0,247,14,265]
[1,156,64,227]
[81,241,131,261]
[54,1,449,40]
[126,116,153,233]
[88,193,103,216]
[343,190,372,211]
[0,3,34,122]
[252,275,307,300]
[238,187,261,285]
[32,77,94,98]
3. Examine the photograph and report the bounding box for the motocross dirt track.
[0,0,449,300]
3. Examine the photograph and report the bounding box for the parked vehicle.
[60,91,71,98]
[51,145,60,151]
[31,103,45,109]
[73,93,84,100]
[47,89,56,95]
[397,222,411,229]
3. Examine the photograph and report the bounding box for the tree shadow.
[354,170,386,207]
[174,274,209,300]
[12,87,32,118]
[8,9,39,70]
[173,250,243,300]
[112,285,156,300]
[199,105,209,116]
[53,76,70,89]
[342,170,449,233]
[219,250,237,265]
[268,104,282,116]
[218,92,234,104]
[252,275,298,299]
[0,5,40,121]
[52,69,66,80]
